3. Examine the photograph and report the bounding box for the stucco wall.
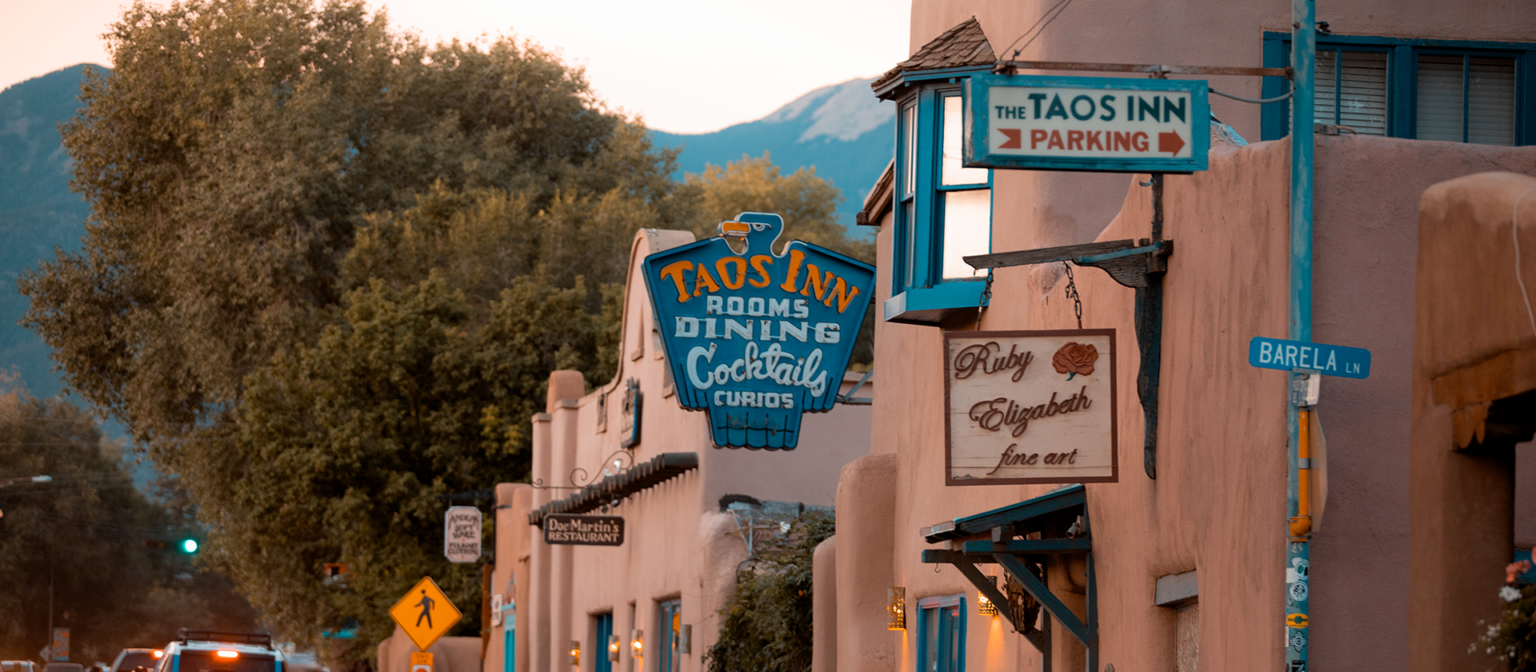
[845,129,1536,671]
[1409,172,1536,672]
[377,630,480,672]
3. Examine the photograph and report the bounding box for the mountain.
[0,64,104,400]
[650,78,894,231]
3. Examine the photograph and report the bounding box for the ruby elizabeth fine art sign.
[945,330,1118,485]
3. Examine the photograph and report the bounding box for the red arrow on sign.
[1158,131,1185,155]
[999,129,1022,149]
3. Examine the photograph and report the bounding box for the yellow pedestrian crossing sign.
[390,576,463,650]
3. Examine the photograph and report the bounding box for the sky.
[0,0,911,134]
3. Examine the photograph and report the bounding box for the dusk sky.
[0,0,911,133]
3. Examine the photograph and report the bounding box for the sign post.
[944,330,1118,485]
[964,74,1210,173]
[643,212,875,450]
[444,507,482,563]
[389,576,463,651]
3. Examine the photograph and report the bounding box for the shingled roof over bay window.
[871,17,996,99]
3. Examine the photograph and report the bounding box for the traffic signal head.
[180,539,199,553]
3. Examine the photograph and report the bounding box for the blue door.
[595,614,614,672]
[658,600,682,672]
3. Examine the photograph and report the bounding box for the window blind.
[1417,54,1516,145]
[1469,57,1516,145]
[1312,50,1388,135]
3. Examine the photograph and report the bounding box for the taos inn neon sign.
[964,74,1210,173]
[643,212,875,449]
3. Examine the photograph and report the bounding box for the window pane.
[903,104,918,196]
[942,96,988,186]
[1469,57,1516,145]
[923,607,939,672]
[1339,51,1388,136]
[941,189,990,280]
[1417,55,1465,141]
[946,607,961,672]
[1315,50,1338,126]
[903,200,917,288]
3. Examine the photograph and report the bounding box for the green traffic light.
[181,539,198,553]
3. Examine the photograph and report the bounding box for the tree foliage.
[19,0,872,661]
[213,275,616,653]
[0,389,257,662]
[706,511,835,672]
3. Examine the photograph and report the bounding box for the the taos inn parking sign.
[643,212,875,450]
[964,74,1210,173]
[945,330,1118,485]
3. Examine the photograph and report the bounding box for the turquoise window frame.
[887,69,995,326]
[1261,32,1536,144]
[916,594,967,672]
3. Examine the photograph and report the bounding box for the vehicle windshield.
[114,654,158,672]
[176,653,274,672]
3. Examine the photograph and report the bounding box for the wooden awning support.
[919,485,1097,672]
[963,174,1173,480]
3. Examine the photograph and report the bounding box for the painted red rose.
[1052,342,1098,380]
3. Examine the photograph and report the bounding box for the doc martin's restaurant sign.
[945,330,1118,485]
[643,212,875,450]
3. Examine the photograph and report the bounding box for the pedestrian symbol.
[390,576,462,651]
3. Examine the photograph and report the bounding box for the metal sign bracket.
[963,174,1171,479]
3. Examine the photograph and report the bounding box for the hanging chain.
[976,269,995,328]
[1062,262,1083,329]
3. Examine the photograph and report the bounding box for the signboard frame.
[542,514,626,546]
[944,329,1119,486]
[443,506,482,563]
[964,73,1210,174]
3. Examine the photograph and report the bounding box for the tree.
[706,510,834,672]
[683,154,874,263]
[20,0,680,459]
[216,274,618,656]
[0,389,257,662]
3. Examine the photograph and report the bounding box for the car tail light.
[215,652,239,660]
[152,653,164,660]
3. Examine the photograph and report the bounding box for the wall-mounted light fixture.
[631,629,644,657]
[978,574,998,616]
[569,641,581,666]
[887,587,906,630]
[977,593,997,616]
[608,634,620,661]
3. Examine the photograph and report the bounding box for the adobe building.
[816,5,1536,672]
[482,228,875,672]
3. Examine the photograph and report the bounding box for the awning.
[528,452,698,527]
[919,485,1096,669]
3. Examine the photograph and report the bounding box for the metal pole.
[1287,0,1316,669]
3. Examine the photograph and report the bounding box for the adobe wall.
[900,0,1536,249]
[1409,172,1536,672]
[847,131,1536,672]
[377,630,480,672]
[482,484,531,672]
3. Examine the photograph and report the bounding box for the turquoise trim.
[1261,31,1536,143]
[914,595,967,672]
[883,284,984,324]
[888,77,994,326]
[965,74,1211,173]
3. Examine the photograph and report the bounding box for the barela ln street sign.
[964,74,1210,173]
[1248,337,1371,379]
